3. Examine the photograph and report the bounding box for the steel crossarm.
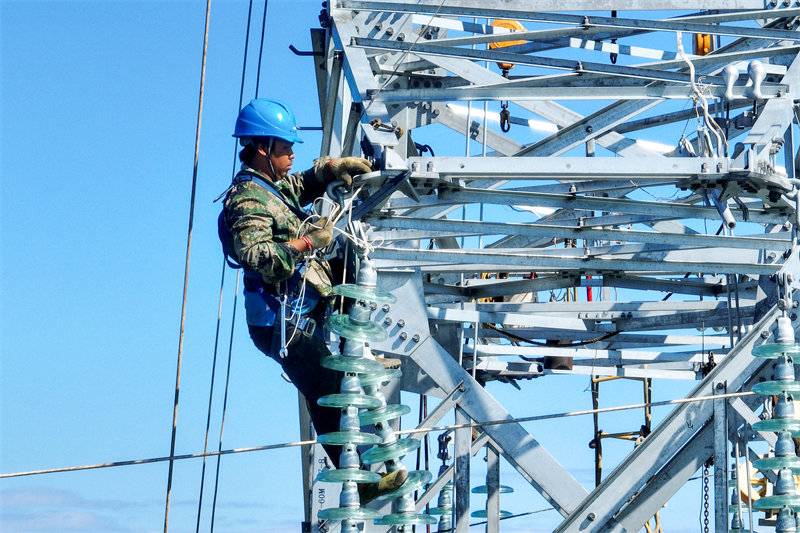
[433,299,753,319]
[407,9,800,58]
[450,298,748,314]
[436,186,788,225]
[471,358,699,381]
[340,1,785,18]
[452,274,747,300]
[371,84,788,102]
[371,246,777,276]
[352,37,721,85]
[467,345,720,365]
[478,332,729,349]
[407,8,800,30]
[365,216,790,250]
[404,156,723,179]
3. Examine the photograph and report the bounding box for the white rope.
[676,31,727,158]
[284,183,378,343]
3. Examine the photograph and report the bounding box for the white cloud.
[0,487,145,533]
[1,486,134,510]
[0,509,132,533]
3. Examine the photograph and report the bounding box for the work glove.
[324,157,373,187]
[304,216,334,250]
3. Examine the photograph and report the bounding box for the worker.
[219,98,406,501]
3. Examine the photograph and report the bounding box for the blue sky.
[1,2,712,532]
[1,1,335,531]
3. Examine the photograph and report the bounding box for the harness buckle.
[302,317,316,337]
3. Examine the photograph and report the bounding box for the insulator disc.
[360,404,411,425]
[753,456,800,473]
[752,381,800,395]
[318,507,382,521]
[359,368,402,387]
[374,513,437,525]
[752,343,800,359]
[331,283,397,303]
[361,438,421,465]
[427,506,453,515]
[753,419,800,436]
[753,494,800,510]
[317,393,382,409]
[471,510,513,518]
[317,430,382,446]
[375,470,433,501]
[316,469,382,484]
[327,314,388,342]
[472,484,514,494]
[320,355,385,374]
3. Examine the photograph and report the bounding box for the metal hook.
[288,44,322,57]
[500,102,511,133]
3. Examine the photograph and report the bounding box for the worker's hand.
[325,157,372,187]
[304,216,334,250]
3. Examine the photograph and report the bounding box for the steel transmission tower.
[302,2,800,531]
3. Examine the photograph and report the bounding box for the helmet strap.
[246,137,278,180]
[266,137,278,180]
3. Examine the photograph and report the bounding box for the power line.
[394,390,755,437]
[203,1,267,531]
[195,259,227,533]
[470,506,555,527]
[254,0,270,98]
[209,273,239,533]
[1,440,318,479]
[2,390,754,480]
[164,0,212,531]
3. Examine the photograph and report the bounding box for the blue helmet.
[232,98,303,144]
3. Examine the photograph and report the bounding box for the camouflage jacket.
[222,157,335,297]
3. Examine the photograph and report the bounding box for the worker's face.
[266,139,295,179]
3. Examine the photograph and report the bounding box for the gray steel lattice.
[307,2,800,531]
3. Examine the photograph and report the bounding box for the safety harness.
[217,170,317,355]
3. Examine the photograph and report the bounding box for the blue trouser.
[248,318,344,468]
